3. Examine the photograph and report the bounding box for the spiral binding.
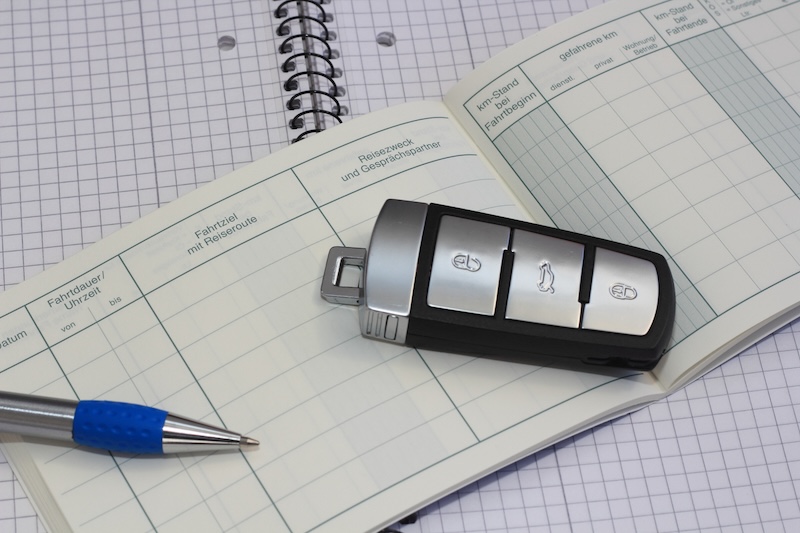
[274,0,345,143]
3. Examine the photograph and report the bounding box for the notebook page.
[0,102,663,532]
[445,0,800,388]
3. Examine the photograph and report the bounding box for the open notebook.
[2,0,800,531]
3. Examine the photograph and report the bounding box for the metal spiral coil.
[275,0,344,143]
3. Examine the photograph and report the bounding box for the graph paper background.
[9,2,799,533]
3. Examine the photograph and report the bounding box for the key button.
[428,216,510,315]
[505,230,584,328]
[581,248,659,335]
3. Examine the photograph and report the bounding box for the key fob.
[321,199,675,369]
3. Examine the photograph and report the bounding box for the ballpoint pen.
[0,390,259,454]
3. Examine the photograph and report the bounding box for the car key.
[321,199,675,369]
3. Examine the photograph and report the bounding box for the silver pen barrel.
[0,390,77,442]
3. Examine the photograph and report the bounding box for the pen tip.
[240,436,260,449]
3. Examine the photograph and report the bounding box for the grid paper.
[0,0,289,290]
[10,3,792,532]
[332,0,606,118]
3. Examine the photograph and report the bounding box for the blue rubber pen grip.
[73,401,168,454]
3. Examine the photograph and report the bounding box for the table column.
[117,169,314,532]
[0,308,60,395]
[19,257,157,531]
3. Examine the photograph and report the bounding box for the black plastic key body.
[321,199,676,370]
